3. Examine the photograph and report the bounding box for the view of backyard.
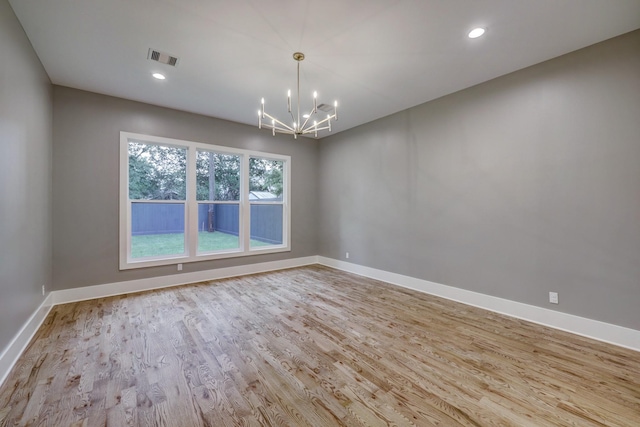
[131,231,271,258]
[126,142,285,264]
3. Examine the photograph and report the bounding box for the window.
[128,142,187,260]
[249,157,284,249]
[196,150,241,253]
[120,132,290,269]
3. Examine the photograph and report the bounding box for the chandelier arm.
[262,122,295,134]
[302,125,330,133]
[275,129,296,135]
[301,123,332,134]
[273,127,296,135]
[300,112,314,131]
[303,113,335,130]
[263,112,295,132]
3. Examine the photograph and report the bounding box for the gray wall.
[52,86,319,290]
[319,30,640,330]
[0,0,52,352]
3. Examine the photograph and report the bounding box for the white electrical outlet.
[549,292,559,304]
[177,263,183,271]
[345,252,349,259]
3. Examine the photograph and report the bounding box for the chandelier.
[259,52,338,139]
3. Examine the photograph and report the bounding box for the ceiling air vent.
[317,103,334,113]
[148,48,179,67]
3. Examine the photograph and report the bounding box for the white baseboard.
[0,293,54,387]
[51,256,319,305]
[317,257,640,352]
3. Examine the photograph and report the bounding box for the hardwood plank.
[1,265,639,426]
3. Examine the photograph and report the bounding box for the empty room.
[1,0,639,425]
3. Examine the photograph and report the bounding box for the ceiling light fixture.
[152,72,166,80]
[259,52,338,139]
[468,27,486,38]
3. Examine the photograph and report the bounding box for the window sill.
[119,245,291,270]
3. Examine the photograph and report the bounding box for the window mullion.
[284,157,291,248]
[187,146,198,258]
[241,154,250,251]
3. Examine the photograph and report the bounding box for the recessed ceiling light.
[152,73,166,80]
[468,27,486,39]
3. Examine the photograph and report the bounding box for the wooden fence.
[131,202,282,244]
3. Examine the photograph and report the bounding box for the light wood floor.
[1,266,639,426]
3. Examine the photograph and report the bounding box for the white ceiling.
[9,0,640,137]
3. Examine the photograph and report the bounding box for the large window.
[119,132,290,269]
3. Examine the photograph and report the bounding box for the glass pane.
[197,203,240,252]
[250,204,283,248]
[128,142,186,200]
[131,203,185,258]
[196,151,241,201]
[249,157,283,202]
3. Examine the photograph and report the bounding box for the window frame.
[119,131,291,270]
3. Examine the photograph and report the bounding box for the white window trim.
[119,131,291,270]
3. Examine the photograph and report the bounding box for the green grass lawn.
[131,231,271,258]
